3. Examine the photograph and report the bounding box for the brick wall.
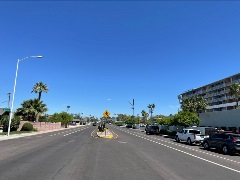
[18,121,62,131]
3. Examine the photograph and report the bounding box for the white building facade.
[180,73,240,112]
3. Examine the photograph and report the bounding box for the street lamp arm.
[19,56,42,62]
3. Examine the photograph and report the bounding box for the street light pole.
[7,56,43,136]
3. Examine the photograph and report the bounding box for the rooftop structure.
[180,73,240,112]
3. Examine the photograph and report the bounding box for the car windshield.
[189,130,201,134]
[149,126,158,129]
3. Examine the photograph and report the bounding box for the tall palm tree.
[147,104,155,119]
[32,82,49,100]
[229,82,240,109]
[141,110,149,124]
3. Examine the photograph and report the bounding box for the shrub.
[21,123,34,131]
[160,129,167,134]
[0,115,20,132]
[159,129,177,136]
[115,121,124,126]
[167,130,177,136]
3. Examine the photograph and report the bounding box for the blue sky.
[1,1,240,118]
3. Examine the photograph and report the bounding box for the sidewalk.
[0,125,85,141]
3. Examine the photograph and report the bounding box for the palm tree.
[229,82,240,109]
[16,99,48,122]
[194,96,208,116]
[141,110,149,124]
[32,82,49,100]
[147,104,155,119]
[181,96,208,116]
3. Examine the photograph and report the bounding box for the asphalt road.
[0,125,240,180]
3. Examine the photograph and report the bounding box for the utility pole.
[67,105,70,112]
[128,99,134,117]
[7,93,11,108]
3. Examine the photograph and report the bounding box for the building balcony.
[232,79,240,84]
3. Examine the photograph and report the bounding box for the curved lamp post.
[8,56,43,136]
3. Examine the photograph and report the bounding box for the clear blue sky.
[1,1,240,118]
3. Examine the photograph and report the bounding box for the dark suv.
[202,133,240,154]
[145,125,160,135]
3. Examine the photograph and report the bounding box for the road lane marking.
[114,126,240,165]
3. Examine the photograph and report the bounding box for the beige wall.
[18,121,62,131]
[199,109,240,129]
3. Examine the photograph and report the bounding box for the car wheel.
[187,138,192,145]
[175,136,180,143]
[222,145,229,155]
[203,142,209,150]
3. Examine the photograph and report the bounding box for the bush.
[21,123,34,131]
[159,129,177,136]
[160,129,167,134]
[0,115,20,132]
[115,121,124,126]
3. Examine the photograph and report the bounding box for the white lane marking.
[119,127,240,165]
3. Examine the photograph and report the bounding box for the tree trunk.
[236,98,239,109]
[38,92,42,100]
[36,113,40,122]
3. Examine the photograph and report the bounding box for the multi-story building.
[180,73,240,112]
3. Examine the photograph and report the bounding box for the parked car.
[202,133,240,154]
[92,122,97,126]
[140,124,146,127]
[175,129,209,145]
[145,125,160,135]
[126,124,133,128]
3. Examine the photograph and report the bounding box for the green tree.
[173,111,200,127]
[16,99,48,122]
[49,112,72,128]
[181,96,207,115]
[0,115,20,132]
[194,96,208,116]
[124,116,138,125]
[116,114,129,122]
[32,82,49,100]
[141,110,149,124]
[229,82,240,109]
[147,104,155,119]
[156,117,171,125]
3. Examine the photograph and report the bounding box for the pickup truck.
[175,129,209,145]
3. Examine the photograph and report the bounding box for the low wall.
[199,109,240,130]
[18,121,62,131]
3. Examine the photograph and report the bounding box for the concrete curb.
[96,129,113,139]
[0,125,87,141]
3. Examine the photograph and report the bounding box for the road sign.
[3,108,10,112]
[103,110,110,118]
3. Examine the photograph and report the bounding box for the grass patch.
[0,131,34,136]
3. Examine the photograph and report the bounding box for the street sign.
[3,108,10,112]
[103,110,110,118]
